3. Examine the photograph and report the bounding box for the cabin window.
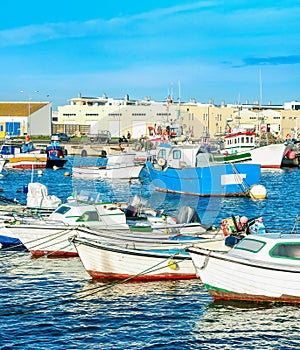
[77,211,100,222]
[234,238,266,253]
[173,150,181,159]
[54,206,71,215]
[157,149,167,159]
[241,137,244,143]
[250,137,253,143]
[246,137,249,143]
[270,243,300,260]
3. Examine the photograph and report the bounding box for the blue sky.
[0,0,299,109]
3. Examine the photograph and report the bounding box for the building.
[54,93,181,138]
[54,94,300,141]
[0,102,52,138]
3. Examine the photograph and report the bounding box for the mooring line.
[0,240,74,274]
[0,246,190,316]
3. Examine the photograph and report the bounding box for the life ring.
[157,158,166,167]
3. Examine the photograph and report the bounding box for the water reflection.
[193,300,300,349]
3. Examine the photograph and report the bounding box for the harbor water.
[0,157,299,349]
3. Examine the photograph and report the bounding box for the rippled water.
[0,159,299,349]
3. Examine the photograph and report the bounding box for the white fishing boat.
[219,130,288,168]
[188,226,300,304]
[5,200,129,257]
[71,235,197,281]
[72,152,144,179]
[4,189,216,256]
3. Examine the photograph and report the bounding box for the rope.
[0,239,74,274]
[0,245,190,316]
[230,163,251,196]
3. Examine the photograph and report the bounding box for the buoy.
[37,170,43,176]
[167,259,178,270]
[53,165,59,171]
[157,158,166,167]
[287,150,296,160]
[249,184,267,199]
[0,188,3,193]
[64,171,71,177]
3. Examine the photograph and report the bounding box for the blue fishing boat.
[46,140,68,168]
[145,143,263,197]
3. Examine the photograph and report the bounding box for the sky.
[0,0,299,109]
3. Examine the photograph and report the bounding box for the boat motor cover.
[26,182,62,209]
[176,206,201,224]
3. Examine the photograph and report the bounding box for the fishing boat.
[187,225,300,304]
[70,236,197,281]
[0,138,47,169]
[5,198,217,256]
[45,140,68,168]
[218,130,288,168]
[145,143,263,197]
[5,199,129,257]
[72,152,144,180]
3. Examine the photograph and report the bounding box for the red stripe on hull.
[87,270,197,281]
[30,250,78,258]
[209,290,300,304]
[8,164,46,169]
[260,165,281,169]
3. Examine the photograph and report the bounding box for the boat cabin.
[223,131,256,154]
[155,143,214,169]
[230,234,300,264]
[48,199,128,230]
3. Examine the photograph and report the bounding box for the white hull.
[9,225,78,257]
[248,144,287,168]
[73,237,196,280]
[9,223,228,257]
[188,235,300,303]
[72,164,144,179]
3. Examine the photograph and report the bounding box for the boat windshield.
[74,190,102,203]
[234,238,266,253]
[76,211,100,222]
[270,243,300,260]
[54,206,72,215]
